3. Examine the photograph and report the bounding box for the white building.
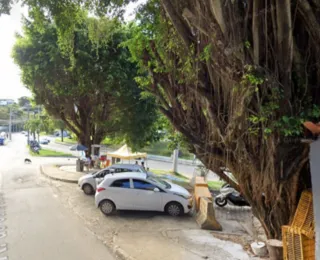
[0,99,15,106]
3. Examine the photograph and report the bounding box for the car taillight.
[96,187,105,193]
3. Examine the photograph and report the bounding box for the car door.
[108,179,136,210]
[131,179,163,211]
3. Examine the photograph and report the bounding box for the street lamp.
[25,104,31,144]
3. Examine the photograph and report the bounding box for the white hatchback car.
[95,172,192,217]
[78,164,149,195]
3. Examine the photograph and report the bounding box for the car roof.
[109,164,143,169]
[105,172,147,180]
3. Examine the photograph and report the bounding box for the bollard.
[194,177,212,211]
[196,197,222,231]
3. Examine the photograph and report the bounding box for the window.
[147,177,171,189]
[100,170,109,177]
[110,179,130,188]
[95,170,109,178]
[133,179,157,191]
[113,168,132,173]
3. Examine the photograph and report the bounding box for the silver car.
[78,164,150,195]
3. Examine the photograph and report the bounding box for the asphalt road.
[42,135,219,181]
[0,134,115,260]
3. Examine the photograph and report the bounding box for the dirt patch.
[211,232,254,255]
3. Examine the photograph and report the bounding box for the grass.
[150,168,189,180]
[151,168,223,191]
[141,141,194,160]
[55,137,77,144]
[29,148,72,157]
[207,181,224,190]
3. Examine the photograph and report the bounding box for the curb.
[40,165,78,184]
[111,245,135,260]
[54,141,74,147]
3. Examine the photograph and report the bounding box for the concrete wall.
[309,140,320,258]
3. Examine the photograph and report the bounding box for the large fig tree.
[12,12,159,150]
[124,0,320,239]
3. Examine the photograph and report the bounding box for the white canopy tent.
[107,144,147,160]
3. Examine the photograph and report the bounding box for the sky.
[0,3,29,101]
[0,0,145,102]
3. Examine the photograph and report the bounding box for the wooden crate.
[282,226,315,260]
[290,191,314,239]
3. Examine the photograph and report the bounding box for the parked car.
[29,140,41,149]
[95,172,192,217]
[40,139,49,144]
[78,164,151,195]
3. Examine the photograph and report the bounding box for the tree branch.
[161,0,193,47]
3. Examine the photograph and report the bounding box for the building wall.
[310,140,320,258]
[0,99,15,106]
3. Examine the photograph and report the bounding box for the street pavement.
[0,134,255,260]
[42,135,220,181]
[0,134,115,260]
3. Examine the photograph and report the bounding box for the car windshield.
[147,176,171,189]
[140,167,147,173]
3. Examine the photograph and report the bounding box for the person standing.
[141,161,145,170]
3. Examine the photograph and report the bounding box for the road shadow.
[112,210,193,220]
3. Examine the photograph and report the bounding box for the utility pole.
[27,105,30,144]
[9,106,12,141]
[172,141,180,173]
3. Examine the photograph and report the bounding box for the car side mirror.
[110,169,115,173]
[153,188,160,192]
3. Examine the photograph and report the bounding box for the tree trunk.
[79,133,91,154]
[196,144,311,239]
[92,131,105,145]
[60,128,64,142]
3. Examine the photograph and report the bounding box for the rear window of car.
[110,179,130,188]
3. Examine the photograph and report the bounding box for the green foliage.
[244,41,251,49]
[200,44,212,62]
[241,66,265,86]
[0,107,9,120]
[245,67,320,138]
[18,96,31,107]
[13,12,159,149]
[0,0,12,15]
[25,118,42,133]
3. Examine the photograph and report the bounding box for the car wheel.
[99,200,116,216]
[82,184,94,195]
[165,202,183,217]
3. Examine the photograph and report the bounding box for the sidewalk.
[40,164,88,183]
